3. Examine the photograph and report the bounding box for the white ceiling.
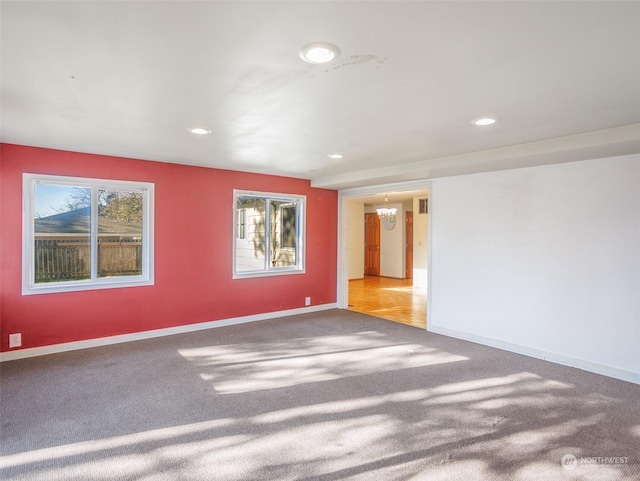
[2,1,639,190]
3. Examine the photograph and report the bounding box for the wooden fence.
[98,238,143,277]
[34,237,142,283]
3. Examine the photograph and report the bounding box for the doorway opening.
[344,188,429,329]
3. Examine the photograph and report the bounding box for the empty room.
[1,2,639,481]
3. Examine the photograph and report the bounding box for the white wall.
[412,196,429,288]
[429,155,640,383]
[347,200,364,279]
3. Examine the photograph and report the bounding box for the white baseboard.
[0,303,338,362]
[428,325,640,385]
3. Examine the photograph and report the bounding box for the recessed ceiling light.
[300,42,341,64]
[471,117,498,126]
[327,153,344,159]
[188,127,212,135]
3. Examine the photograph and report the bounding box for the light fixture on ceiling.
[327,153,343,159]
[471,117,498,126]
[188,127,212,135]
[299,42,341,64]
[376,194,397,218]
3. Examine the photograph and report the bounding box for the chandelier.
[376,194,397,218]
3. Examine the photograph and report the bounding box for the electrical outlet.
[9,333,22,348]
[305,297,311,306]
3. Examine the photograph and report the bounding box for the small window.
[419,198,428,214]
[233,190,305,277]
[23,174,154,295]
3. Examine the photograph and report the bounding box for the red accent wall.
[0,144,338,351]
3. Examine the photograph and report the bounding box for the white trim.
[428,325,640,385]
[336,193,347,308]
[426,183,434,331]
[0,303,338,362]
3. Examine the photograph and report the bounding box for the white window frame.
[233,190,305,278]
[22,173,154,295]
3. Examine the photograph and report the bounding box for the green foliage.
[99,191,143,223]
[63,188,142,223]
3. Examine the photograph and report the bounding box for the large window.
[23,174,154,295]
[233,190,305,277]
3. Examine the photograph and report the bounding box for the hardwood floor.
[348,275,427,329]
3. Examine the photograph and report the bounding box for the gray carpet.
[1,309,638,481]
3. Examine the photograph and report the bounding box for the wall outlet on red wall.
[9,333,22,348]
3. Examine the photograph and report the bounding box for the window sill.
[232,268,305,280]
[23,277,154,296]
